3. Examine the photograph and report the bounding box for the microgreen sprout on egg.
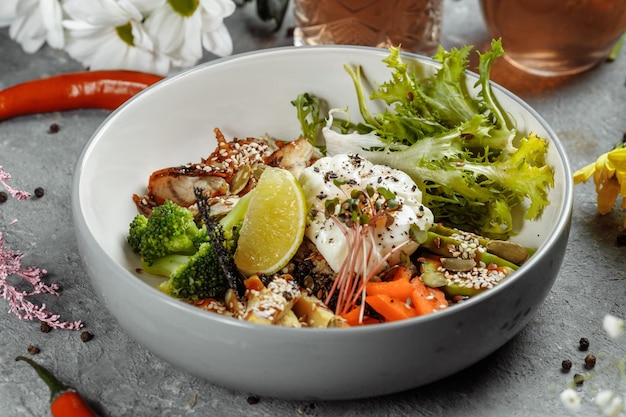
[299,153,434,274]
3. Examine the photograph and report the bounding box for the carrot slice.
[243,275,265,292]
[410,277,448,316]
[341,307,364,326]
[365,275,415,301]
[383,265,413,282]
[365,294,417,322]
[341,306,381,326]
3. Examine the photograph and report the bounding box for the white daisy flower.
[143,0,236,68]
[6,0,64,53]
[62,0,171,75]
[603,314,625,339]
[560,388,582,411]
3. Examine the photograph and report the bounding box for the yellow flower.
[574,147,626,223]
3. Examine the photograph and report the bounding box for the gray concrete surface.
[1,1,625,416]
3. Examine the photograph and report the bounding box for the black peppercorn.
[561,359,572,372]
[80,331,93,342]
[246,395,259,405]
[0,191,8,203]
[584,354,596,369]
[48,123,60,134]
[34,187,45,198]
[27,344,40,355]
[40,322,51,333]
[579,337,589,351]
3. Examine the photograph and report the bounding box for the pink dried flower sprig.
[0,165,31,201]
[0,166,83,330]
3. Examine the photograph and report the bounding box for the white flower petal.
[116,0,144,21]
[62,19,98,32]
[145,0,234,66]
[129,20,153,50]
[560,388,582,411]
[603,314,625,339]
[91,39,170,74]
[0,0,19,27]
[145,4,203,66]
[64,17,171,75]
[200,0,236,20]
[9,1,47,54]
[64,27,114,66]
[144,5,185,54]
[129,0,165,15]
[174,13,203,66]
[40,0,64,49]
[64,0,132,26]
[201,23,232,57]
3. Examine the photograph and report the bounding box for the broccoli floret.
[128,193,252,301]
[127,213,148,253]
[151,243,230,300]
[130,200,209,266]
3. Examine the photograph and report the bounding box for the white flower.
[560,388,582,411]
[2,0,237,74]
[143,0,235,68]
[62,0,171,75]
[5,0,64,53]
[603,314,625,339]
[595,390,624,417]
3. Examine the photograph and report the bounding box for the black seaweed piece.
[194,187,247,299]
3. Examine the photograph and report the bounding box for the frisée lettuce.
[295,39,554,240]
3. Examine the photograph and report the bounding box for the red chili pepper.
[0,70,163,120]
[16,355,99,417]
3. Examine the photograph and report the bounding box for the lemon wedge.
[234,167,307,276]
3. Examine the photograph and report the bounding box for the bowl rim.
[72,44,574,335]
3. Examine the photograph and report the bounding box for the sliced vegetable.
[365,293,417,322]
[0,70,163,120]
[418,254,513,297]
[341,307,363,326]
[421,230,521,270]
[410,277,448,316]
[365,274,415,301]
[341,306,381,326]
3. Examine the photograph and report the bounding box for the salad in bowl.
[125,40,553,328]
[72,41,571,399]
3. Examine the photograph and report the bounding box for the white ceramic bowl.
[72,46,573,400]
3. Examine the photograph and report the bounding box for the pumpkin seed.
[441,257,476,272]
[230,164,252,195]
[486,240,529,265]
[420,270,448,288]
